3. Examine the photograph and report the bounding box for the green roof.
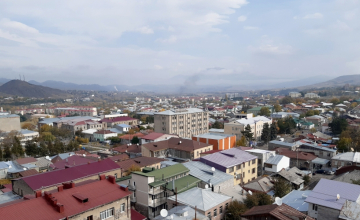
[116,175,131,182]
[149,180,167,187]
[132,164,190,182]
[166,175,201,193]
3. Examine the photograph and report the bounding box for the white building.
[93,130,118,142]
[264,155,290,173]
[304,93,320,98]
[289,92,301,98]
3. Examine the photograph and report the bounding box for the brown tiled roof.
[112,144,141,154]
[241,204,315,220]
[275,148,317,160]
[18,169,39,177]
[121,133,145,139]
[142,137,210,153]
[15,157,37,165]
[109,154,130,162]
[116,157,165,171]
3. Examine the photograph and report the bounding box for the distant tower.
[23,75,25,81]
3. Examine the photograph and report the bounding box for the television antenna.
[160,209,168,218]
[275,197,282,206]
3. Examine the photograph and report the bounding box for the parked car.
[326,170,334,175]
[315,169,326,174]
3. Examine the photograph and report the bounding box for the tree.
[306,110,314,117]
[351,179,360,185]
[351,102,358,108]
[270,123,277,140]
[38,142,48,157]
[241,125,254,146]
[126,164,141,176]
[11,136,24,158]
[329,116,348,135]
[259,107,270,117]
[337,137,352,152]
[67,140,80,152]
[273,177,292,197]
[225,200,248,220]
[244,192,273,209]
[280,96,293,104]
[3,144,12,161]
[277,117,296,134]
[212,121,224,129]
[41,132,55,142]
[107,137,122,144]
[310,127,317,133]
[303,175,311,186]
[236,136,247,146]
[25,141,38,157]
[274,104,282,113]
[53,139,65,154]
[21,122,36,130]
[131,136,140,145]
[330,97,340,105]
[261,123,270,144]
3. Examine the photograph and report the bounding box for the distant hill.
[0,80,71,98]
[297,74,360,90]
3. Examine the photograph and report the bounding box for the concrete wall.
[193,135,236,151]
[0,116,20,132]
[226,159,258,185]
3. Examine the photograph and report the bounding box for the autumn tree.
[329,116,348,135]
[212,121,224,129]
[259,107,270,117]
[273,177,292,197]
[225,200,248,220]
[274,104,282,113]
[236,136,247,146]
[126,164,141,176]
[38,142,48,157]
[244,192,273,209]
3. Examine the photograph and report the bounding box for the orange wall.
[192,135,236,150]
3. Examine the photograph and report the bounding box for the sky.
[0,0,359,87]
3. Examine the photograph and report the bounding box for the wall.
[131,174,153,217]
[317,205,340,220]
[226,159,258,185]
[0,116,21,132]
[193,136,236,151]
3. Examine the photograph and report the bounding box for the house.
[116,157,165,175]
[167,187,232,220]
[268,140,299,151]
[115,124,132,133]
[289,92,301,98]
[245,149,276,176]
[0,162,9,179]
[331,152,360,169]
[108,154,130,162]
[200,148,258,185]
[142,137,212,160]
[11,159,122,196]
[274,168,305,190]
[332,170,360,184]
[0,176,131,220]
[192,133,236,151]
[297,143,337,161]
[264,155,290,173]
[154,206,207,220]
[140,132,179,145]
[93,130,118,142]
[100,116,139,128]
[242,176,274,195]
[121,133,146,145]
[224,115,272,141]
[112,144,142,158]
[130,164,196,218]
[36,157,53,173]
[270,112,300,119]
[305,179,360,220]
[182,161,234,192]
[241,204,315,220]
[304,93,319,98]
[278,190,312,214]
[50,155,97,170]
[275,148,317,170]
[0,114,21,132]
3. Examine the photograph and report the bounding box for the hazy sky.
[0,0,359,86]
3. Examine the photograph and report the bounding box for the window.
[225,203,228,209]
[243,172,245,178]
[265,163,272,168]
[248,170,250,173]
[214,209,217,217]
[219,206,223,214]
[252,168,255,174]
[248,161,250,166]
[121,203,125,212]
[100,208,114,220]
[236,165,240,170]
[312,204,318,211]
[252,159,256,164]
[229,167,234,173]
[208,212,211,220]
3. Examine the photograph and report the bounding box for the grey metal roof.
[154,108,204,116]
[0,162,9,169]
[277,169,304,186]
[154,206,207,220]
[243,176,274,193]
[38,118,61,124]
[161,160,179,168]
[208,128,224,133]
[332,152,360,162]
[183,161,233,186]
[278,190,311,212]
[312,158,329,165]
[19,129,38,135]
[194,133,234,140]
[299,143,337,152]
[333,170,360,184]
[269,140,296,147]
[265,155,287,165]
[36,157,53,168]
[339,200,360,220]
[0,192,22,205]
[0,114,19,119]
[6,161,25,173]
[305,179,360,210]
[200,148,257,168]
[168,187,231,211]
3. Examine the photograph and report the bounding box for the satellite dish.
[205,184,209,189]
[337,194,340,200]
[45,156,50,160]
[211,167,215,172]
[160,209,168,218]
[170,215,173,219]
[82,154,86,157]
[275,197,282,206]
[248,190,252,195]
[351,148,354,152]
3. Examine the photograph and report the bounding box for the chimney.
[35,190,42,198]
[57,185,63,192]
[44,191,52,199]
[70,182,75,188]
[99,174,106,180]
[57,203,64,213]
[108,175,116,184]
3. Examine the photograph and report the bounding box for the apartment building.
[154,108,209,139]
[304,93,320,98]
[47,106,97,116]
[224,115,272,141]
[0,114,21,132]
[200,148,258,185]
[289,92,302,98]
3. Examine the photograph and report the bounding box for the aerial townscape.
[1,1,360,220]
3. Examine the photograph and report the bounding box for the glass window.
[207,212,211,220]
[121,203,125,212]
[219,206,223,214]
[252,159,256,164]
[100,208,114,220]
[252,168,255,174]
[214,209,217,217]
[229,167,234,173]
[236,165,240,170]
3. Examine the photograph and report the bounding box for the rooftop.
[265,155,288,165]
[275,148,317,161]
[154,108,204,115]
[142,137,210,153]
[154,206,207,220]
[112,144,142,154]
[230,116,271,125]
[133,164,189,182]
[200,148,257,168]
[15,157,37,165]
[0,114,19,119]
[50,155,97,169]
[100,116,137,123]
[243,176,274,193]
[332,152,360,163]
[116,157,165,171]
[193,133,235,140]
[305,179,360,210]
[168,187,231,211]
[241,204,314,220]
[278,190,311,212]
[141,132,166,140]
[166,175,201,193]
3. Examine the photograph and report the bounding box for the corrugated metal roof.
[183,161,232,186]
[194,133,234,140]
[200,148,257,168]
[278,190,311,212]
[168,187,231,211]
[305,179,360,210]
[312,158,329,165]
[133,164,189,182]
[154,206,207,220]
[166,175,201,193]
[339,200,360,220]
[332,152,360,162]
[265,155,287,165]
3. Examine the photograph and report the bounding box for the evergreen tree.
[270,123,277,140]
[273,177,292,197]
[3,144,12,161]
[47,141,55,155]
[25,140,38,157]
[131,136,140,145]
[241,124,254,146]
[11,136,24,158]
[54,139,65,154]
[38,142,48,157]
[260,123,270,144]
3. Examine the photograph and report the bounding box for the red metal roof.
[18,169,39,177]
[0,178,131,220]
[116,157,165,171]
[141,132,166,140]
[101,116,137,123]
[94,130,116,134]
[15,157,37,165]
[131,209,147,220]
[50,155,97,170]
[21,159,120,191]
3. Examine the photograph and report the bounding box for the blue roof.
[50,152,75,160]
[279,190,311,212]
[305,179,360,210]
[117,124,131,128]
[0,162,9,169]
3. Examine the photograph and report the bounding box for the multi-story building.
[0,114,21,132]
[53,117,106,134]
[154,108,209,139]
[100,116,139,128]
[304,93,320,98]
[224,115,272,141]
[289,92,302,98]
[47,106,97,116]
[200,148,258,185]
[245,149,276,176]
[192,133,236,151]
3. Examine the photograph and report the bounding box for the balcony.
[148,197,167,207]
[128,185,136,191]
[148,187,164,195]
[131,196,137,203]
